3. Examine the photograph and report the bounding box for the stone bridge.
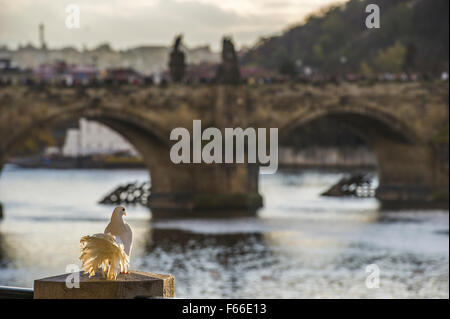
[0,82,448,216]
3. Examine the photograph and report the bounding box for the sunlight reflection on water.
[0,165,448,298]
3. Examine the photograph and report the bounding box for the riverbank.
[9,146,378,170]
[9,154,146,169]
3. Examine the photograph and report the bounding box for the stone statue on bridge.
[169,35,186,83]
[216,37,241,84]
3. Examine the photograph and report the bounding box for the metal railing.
[0,286,34,299]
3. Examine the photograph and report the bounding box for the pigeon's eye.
[122,208,125,212]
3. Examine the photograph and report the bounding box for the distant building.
[68,65,98,85]
[34,63,55,82]
[62,118,139,157]
[0,42,219,73]
[0,58,15,70]
[34,61,98,84]
[103,67,143,84]
[0,58,30,84]
[185,62,217,83]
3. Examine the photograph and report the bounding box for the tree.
[15,129,56,156]
[241,0,448,75]
[403,42,416,72]
[360,61,374,77]
[278,60,297,77]
[373,42,406,73]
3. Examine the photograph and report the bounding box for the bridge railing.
[0,286,34,299]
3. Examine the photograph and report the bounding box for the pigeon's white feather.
[117,223,133,256]
[79,233,129,280]
[79,206,133,280]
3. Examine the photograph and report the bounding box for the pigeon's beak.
[124,211,127,216]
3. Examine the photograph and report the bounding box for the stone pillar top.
[34,270,174,299]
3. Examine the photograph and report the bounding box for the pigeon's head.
[112,206,127,219]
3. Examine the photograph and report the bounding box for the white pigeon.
[79,206,133,280]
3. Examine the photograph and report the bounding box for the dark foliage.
[242,0,449,75]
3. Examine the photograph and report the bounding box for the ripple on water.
[0,167,448,298]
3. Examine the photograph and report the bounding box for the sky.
[0,0,347,51]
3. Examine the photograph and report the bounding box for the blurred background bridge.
[0,82,448,215]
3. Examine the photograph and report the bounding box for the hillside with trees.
[242,0,449,76]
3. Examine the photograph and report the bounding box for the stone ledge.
[33,270,174,299]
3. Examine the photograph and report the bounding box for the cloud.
[0,0,347,51]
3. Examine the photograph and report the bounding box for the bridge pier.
[376,184,448,209]
[148,163,263,217]
[133,84,263,217]
[374,140,449,209]
[112,124,263,216]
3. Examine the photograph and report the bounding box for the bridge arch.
[279,104,439,208]
[0,103,194,211]
[279,104,418,144]
[2,104,168,155]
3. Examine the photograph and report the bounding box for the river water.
[0,165,448,298]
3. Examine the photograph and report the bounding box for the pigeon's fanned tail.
[79,233,129,280]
